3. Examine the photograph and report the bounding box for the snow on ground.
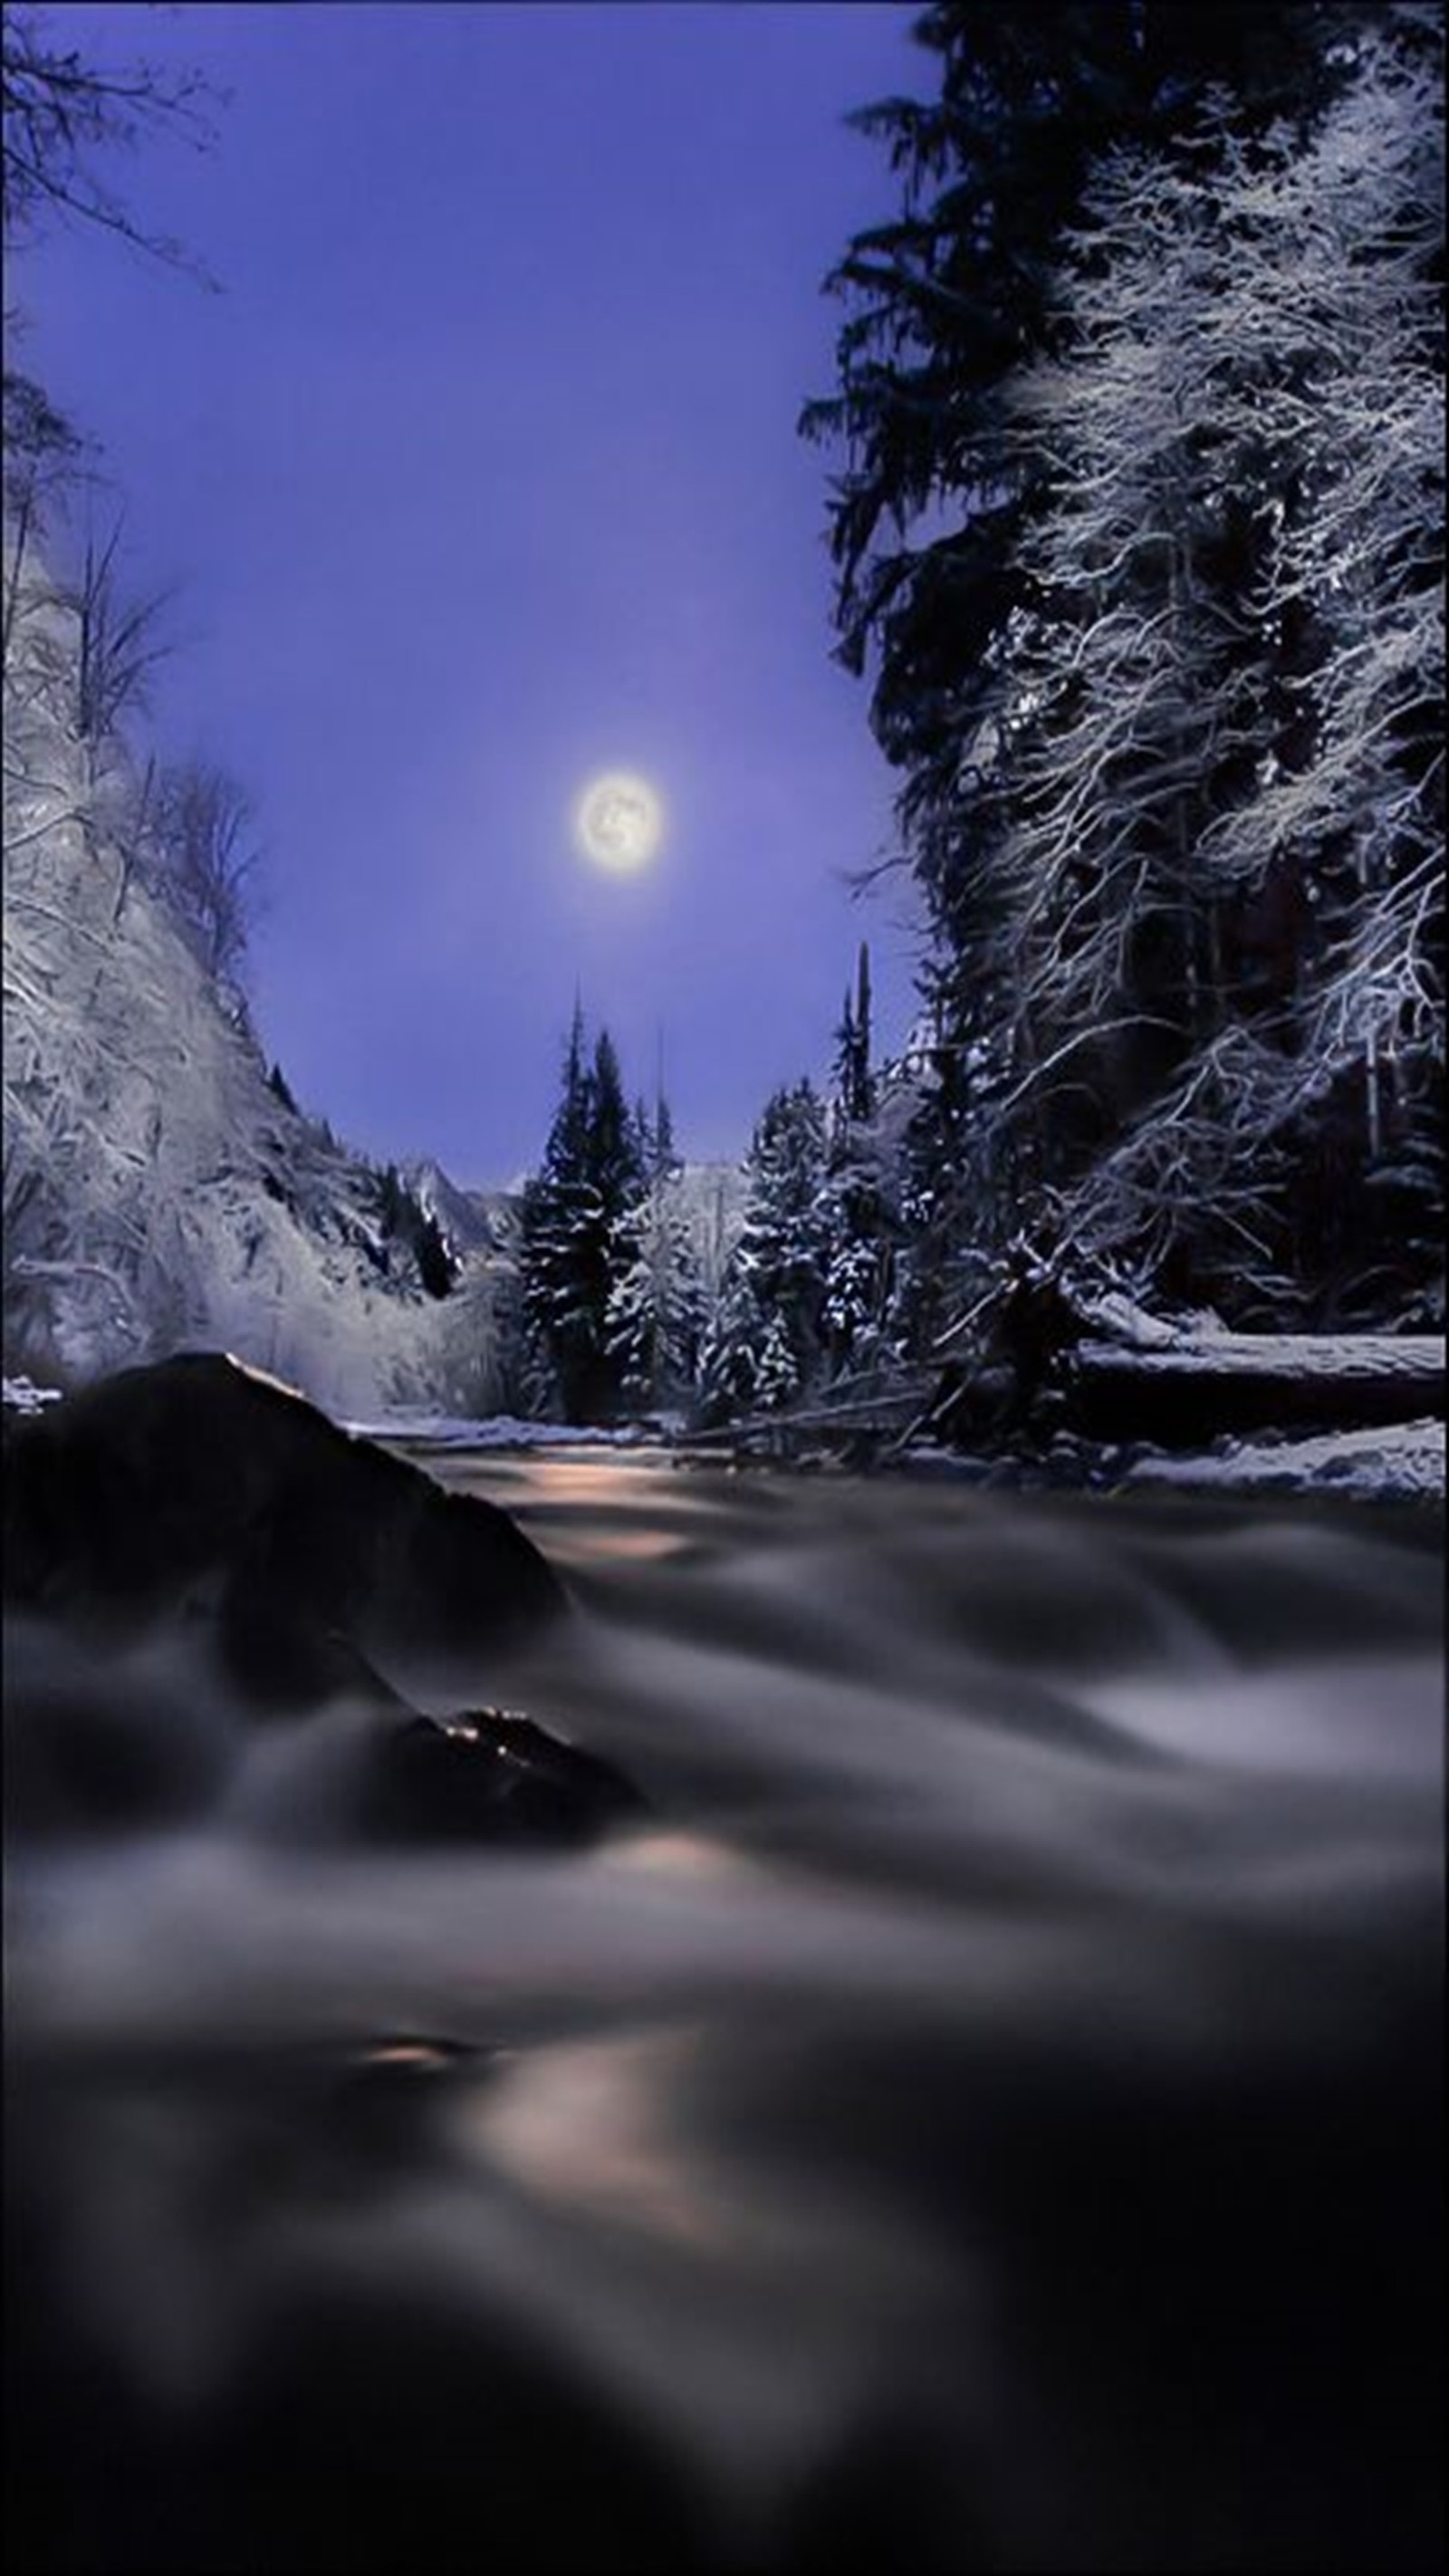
[1118,1418,1444,1505]
[347,1408,1444,1506]
[1079,1328,1445,1379]
[340,1411,670,1450]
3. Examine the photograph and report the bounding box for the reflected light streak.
[472,2029,727,2252]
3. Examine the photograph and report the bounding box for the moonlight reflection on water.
[5,1452,1443,2572]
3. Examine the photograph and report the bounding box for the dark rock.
[358,1710,648,1848]
[3,1352,568,1698]
[215,1594,405,1716]
[0,1360,651,1854]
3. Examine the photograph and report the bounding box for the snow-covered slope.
[3,530,512,1418]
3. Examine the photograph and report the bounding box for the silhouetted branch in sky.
[1,5,222,287]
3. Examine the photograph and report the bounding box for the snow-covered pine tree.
[520,1002,599,1417]
[519,1008,647,1419]
[753,1308,800,1412]
[820,1221,885,1374]
[604,1064,699,1410]
[831,940,874,1129]
[605,1169,703,1412]
[588,1027,643,1237]
[700,1080,829,1418]
[647,1084,678,1185]
[820,942,897,1376]
[695,1267,763,1426]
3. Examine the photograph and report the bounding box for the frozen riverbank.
[355,1403,1445,1510]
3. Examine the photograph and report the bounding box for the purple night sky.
[12,2,933,1187]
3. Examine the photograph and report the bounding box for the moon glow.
[574,772,664,873]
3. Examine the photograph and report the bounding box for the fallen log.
[918,1258,1446,1454]
[686,1379,936,1452]
[1065,1331,1445,1447]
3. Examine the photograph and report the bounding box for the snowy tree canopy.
[806,2,1444,1332]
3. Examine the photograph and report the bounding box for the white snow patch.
[1121,1418,1444,1504]
[1081,1331,1445,1379]
[2,1374,65,1413]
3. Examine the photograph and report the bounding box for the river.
[5,1452,1444,2571]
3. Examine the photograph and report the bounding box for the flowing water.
[5,1453,1444,2571]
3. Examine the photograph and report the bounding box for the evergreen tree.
[696,1269,764,1426]
[701,1080,830,1418]
[738,1080,829,1369]
[605,1168,703,1410]
[588,1027,643,1230]
[520,1002,600,1416]
[753,1309,801,1412]
[820,1217,886,1373]
[604,1060,696,1410]
[831,941,875,1128]
[519,1006,648,1418]
[648,1084,678,1184]
[821,942,895,1373]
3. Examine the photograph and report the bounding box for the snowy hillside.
[2,521,513,1417]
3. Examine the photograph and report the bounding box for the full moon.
[574,772,665,873]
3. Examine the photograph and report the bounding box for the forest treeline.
[515,956,912,1427]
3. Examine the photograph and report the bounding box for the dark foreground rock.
[3,1354,648,1850]
[3,1351,567,1687]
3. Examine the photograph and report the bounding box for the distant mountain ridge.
[400,1158,500,1259]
